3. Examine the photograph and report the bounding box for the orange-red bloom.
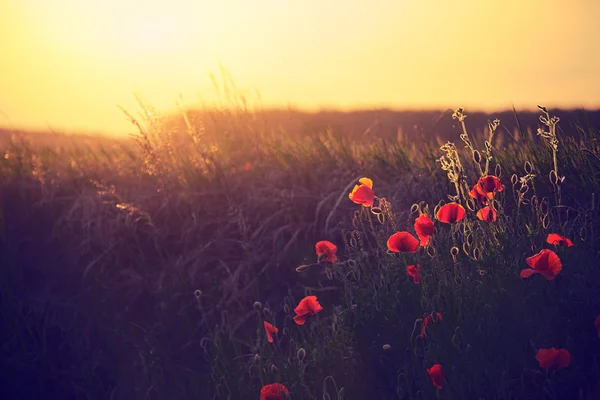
[476,206,497,222]
[414,213,435,246]
[407,264,421,284]
[474,175,503,199]
[387,232,420,253]
[536,348,571,370]
[546,233,574,247]
[469,185,488,205]
[427,364,443,389]
[349,177,374,207]
[293,295,323,325]
[263,321,278,343]
[595,315,600,337]
[436,202,466,224]
[260,383,289,400]
[420,312,442,338]
[315,240,338,263]
[520,249,562,281]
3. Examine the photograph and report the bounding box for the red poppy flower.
[595,315,600,337]
[536,348,571,370]
[348,177,374,207]
[420,312,443,338]
[263,321,278,343]
[546,233,574,247]
[315,240,337,263]
[427,364,443,389]
[293,295,323,325]
[476,206,497,222]
[436,202,466,224]
[407,264,421,284]
[414,213,435,246]
[469,185,488,205]
[387,232,420,253]
[474,175,503,199]
[520,249,562,280]
[260,383,290,400]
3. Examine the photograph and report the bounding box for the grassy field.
[1,100,599,399]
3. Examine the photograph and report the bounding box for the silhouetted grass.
[1,90,599,399]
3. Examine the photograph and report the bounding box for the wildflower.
[436,202,466,224]
[414,213,435,246]
[263,321,278,343]
[349,177,374,207]
[476,206,497,222]
[420,312,443,338]
[520,249,562,281]
[387,232,420,253]
[315,240,337,263]
[426,364,443,389]
[536,347,571,370]
[293,295,323,325]
[469,184,488,205]
[546,233,574,247]
[260,383,290,400]
[595,315,600,337]
[474,175,503,199]
[407,264,421,284]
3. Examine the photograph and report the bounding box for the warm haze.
[1,0,599,135]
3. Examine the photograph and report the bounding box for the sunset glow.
[1,0,599,135]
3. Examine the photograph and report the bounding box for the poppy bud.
[511,174,518,185]
[465,197,475,211]
[194,289,202,299]
[524,161,533,174]
[472,247,481,261]
[296,264,312,272]
[495,163,502,177]
[283,304,290,314]
[296,348,307,361]
[270,364,278,374]
[263,308,271,318]
[519,184,529,195]
[473,150,482,164]
[426,245,436,258]
[549,170,558,185]
[450,246,459,257]
[542,214,550,229]
[382,344,392,351]
[410,203,420,215]
[253,301,262,310]
[370,206,382,215]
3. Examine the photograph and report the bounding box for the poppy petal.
[547,233,574,247]
[436,203,466,224]
[358,177,373,189]
[520,269,537,278]
[476,206,497,222]
[387,232,420,253]
[426,364,443,389]
[414,214,435,246]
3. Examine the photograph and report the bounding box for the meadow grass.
[0,94,599,400]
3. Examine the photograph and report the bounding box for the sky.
[1,0,599,135]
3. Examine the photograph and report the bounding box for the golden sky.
[1,0,599,135]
